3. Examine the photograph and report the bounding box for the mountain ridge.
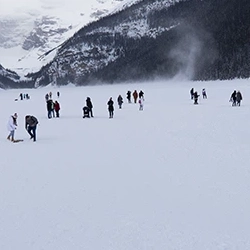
[1,0,249,88]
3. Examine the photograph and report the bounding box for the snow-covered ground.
[1,79,250,249]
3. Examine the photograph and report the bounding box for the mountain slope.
[31,0,250,87]
[0,0,139,76]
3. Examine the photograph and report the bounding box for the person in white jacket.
[7,113,18,142]
[139,97,144,111]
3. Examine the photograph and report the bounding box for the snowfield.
[1,79,250,249]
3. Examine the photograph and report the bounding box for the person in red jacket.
[54,101,60,117]
[133,90,138,103]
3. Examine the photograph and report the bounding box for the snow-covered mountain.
[1,0,249,88]
[0,0,139,76]
[30,0,250,87]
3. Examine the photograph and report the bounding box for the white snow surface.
[1,79,250,249]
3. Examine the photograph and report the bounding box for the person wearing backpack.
[25,115,39,142]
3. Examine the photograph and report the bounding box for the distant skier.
[236,91,243,106]
[193,91,199,104]
[229,90,237,106]
[190,88,194,99]
[117,95,123,109]
[86,97,94,117]
[107,97,114,118]
[202,88,207,99]
[83,106,90,118]
[54,101,60,117]
[25,115,38,142]
[20,93,23,100]
[133,90,138,103]
[45,93,49,101]
[7,113,18,142]
[127,91,131,103]
[57,91,60,98]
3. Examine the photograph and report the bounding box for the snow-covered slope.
[0,0,139,77]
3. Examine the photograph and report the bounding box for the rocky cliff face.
[0,64,20,88]
[30,0,250,87]
[1,0,250,88]
[0,0,138,76]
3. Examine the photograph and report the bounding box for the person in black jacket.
[47,99,53,119]
[107,97,114,118]
[126,91,131,103]
[83,106,90,118]
[25,115,38,142]
[230,90,237,106]
[236,91,243,106]
[139,90,144,100]
[190,88,194,99]
[193,91,200,105]
[117,95,123,109]
[86,97,94,117]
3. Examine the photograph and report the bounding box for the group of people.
[190,87,243,107]
[19,93,30,100]
[230,90,243,106]
[7,113,38,142]
[82,90,145,119]
[107,90,144,118]
[7,91,61,143]
[126,90,144,104]
[46,99,61,118]
[45,92,61,118]
[83,97,94,118]
[190,88,207,104]
[7,89,145,142]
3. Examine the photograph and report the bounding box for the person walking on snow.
[193,91,200,104]
[139,97,144,110]
[133,90,138,103]
[107,97,114,118]
[25,115,38,142]
[139,90,144,100]
[54,101,60,117]
[127,91,131,103]
[7,113,18,142]
[236,91,243,106]
[229,90,237,106]
[190,88,194,99]
[117,95,123,109]
[47,99,53,118]
[202,88,207,99]
[86,97,94,117]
